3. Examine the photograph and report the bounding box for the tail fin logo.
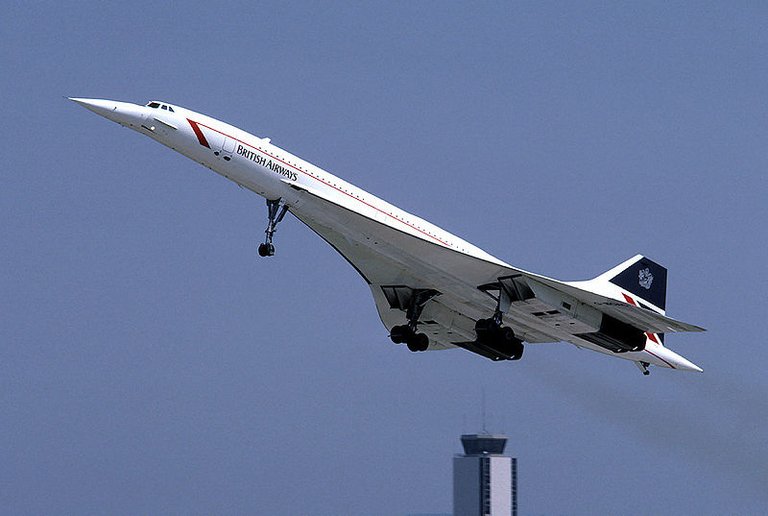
[607,256,667,310]
[638,268,654,290]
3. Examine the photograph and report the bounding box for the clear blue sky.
[2,2,766,514]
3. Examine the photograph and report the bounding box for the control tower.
[453,434,517,516]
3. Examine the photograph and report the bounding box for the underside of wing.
[287,186,703,364]
[288,189,542,353]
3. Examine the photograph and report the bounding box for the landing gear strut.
[389,289,439,352]
[258,198,289,257]
[635,361,651,376]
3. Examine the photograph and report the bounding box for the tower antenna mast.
[481,387,487,434]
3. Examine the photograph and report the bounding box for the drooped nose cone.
[69,97,146,128]
[69,97,118,117]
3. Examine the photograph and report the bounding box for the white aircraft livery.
[71,98,705,375]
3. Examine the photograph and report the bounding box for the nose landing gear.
[258,198,289,257]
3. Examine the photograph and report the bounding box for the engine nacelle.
[526,280,646,353]
[575,314,646,353]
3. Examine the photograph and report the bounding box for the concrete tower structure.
[453,434,517,516]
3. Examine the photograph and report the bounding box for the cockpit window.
[146,101,174,112]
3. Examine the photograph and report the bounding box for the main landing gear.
[472,278,524,360]
[258,198,289,257]
[389,289,440,352]
[474,316,524,361]
[390,325,429,352]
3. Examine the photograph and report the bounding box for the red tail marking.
[624,293,661,345]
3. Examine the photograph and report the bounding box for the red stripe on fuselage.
[644,347,676,369]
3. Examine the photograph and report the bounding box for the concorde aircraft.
[70,98,704,375]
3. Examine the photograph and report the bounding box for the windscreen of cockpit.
[146,101,174,112]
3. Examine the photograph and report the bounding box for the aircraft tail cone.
[654,345,704,373]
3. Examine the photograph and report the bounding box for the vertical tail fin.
[596,255,668,312]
